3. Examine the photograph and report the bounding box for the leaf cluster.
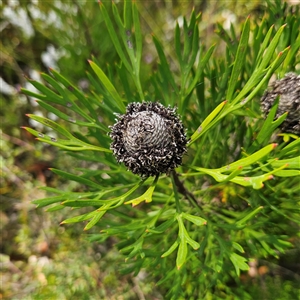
[21,1,299,298]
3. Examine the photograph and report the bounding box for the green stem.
[171,171,182,213]
[171,170,201,213]
[133,73,144,101]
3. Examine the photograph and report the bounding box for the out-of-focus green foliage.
[1,0,299,299]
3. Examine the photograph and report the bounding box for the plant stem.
[171,171,181,213]
[171,170,201,212]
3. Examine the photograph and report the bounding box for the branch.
[171,170,202,210]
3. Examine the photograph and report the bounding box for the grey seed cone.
[261,72,300,135]
[109,102,187,177]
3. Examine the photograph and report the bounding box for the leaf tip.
[272,143,278,149]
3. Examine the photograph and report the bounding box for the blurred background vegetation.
[1,0,299,299]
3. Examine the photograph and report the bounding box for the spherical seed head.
[261,72,300,135]
[109,102,188,177]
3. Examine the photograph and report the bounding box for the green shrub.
[22,1,299,298]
